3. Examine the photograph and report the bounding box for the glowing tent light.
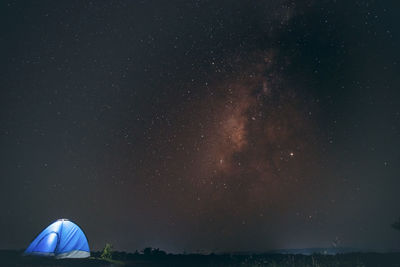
[24,219,90,259]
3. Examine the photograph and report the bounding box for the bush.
[142,247,167,257]
[100,243,113,260]
[392,217,400,231]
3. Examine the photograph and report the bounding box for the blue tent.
[24,219,90,259]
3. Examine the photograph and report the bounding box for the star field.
[0,0,400,253]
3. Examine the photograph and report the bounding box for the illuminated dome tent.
[24,219,90,259]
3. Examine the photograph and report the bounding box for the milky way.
[152,49,327,250]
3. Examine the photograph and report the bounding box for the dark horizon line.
[3,247,400,256]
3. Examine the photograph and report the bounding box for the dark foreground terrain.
[1,250,400,267]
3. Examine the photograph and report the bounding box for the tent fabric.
[24,219,90,259]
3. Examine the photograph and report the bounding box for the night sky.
[1,0,400,253]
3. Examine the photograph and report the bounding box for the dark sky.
[1,0,400,253]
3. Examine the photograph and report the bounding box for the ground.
[2,250,400,266]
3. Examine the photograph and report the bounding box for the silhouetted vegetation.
[392,217,400,231]
[2,249,400,266]
[142,247,167,257]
